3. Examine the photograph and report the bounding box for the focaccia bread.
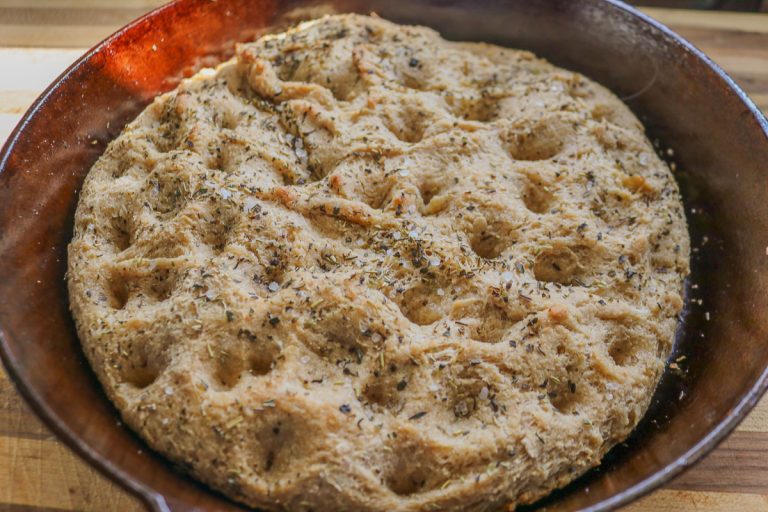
[68,14,690,511]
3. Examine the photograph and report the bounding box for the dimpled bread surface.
[68,14,690,512]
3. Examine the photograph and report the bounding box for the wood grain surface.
[0,3,767,511]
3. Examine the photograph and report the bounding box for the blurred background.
[633,0,767,9]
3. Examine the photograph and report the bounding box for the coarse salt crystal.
[408,229,419,239]
[392,231,401,240]
[479,386,489,400]
[300,355,310,364]
[429,256,441,267]
[437,288,445,296]
[429,383,440,392]
[501,271,514,282]
[164,386,174,396]
[268,281,280,292]
[398,169,410,177]
[219,188,232,200]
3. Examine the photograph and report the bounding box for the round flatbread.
[68,14,689,511]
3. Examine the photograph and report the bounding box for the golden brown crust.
[68,14,689,511]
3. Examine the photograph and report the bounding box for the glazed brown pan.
[1,0,767,511]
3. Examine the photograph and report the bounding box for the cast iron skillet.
[0,1,767,511]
